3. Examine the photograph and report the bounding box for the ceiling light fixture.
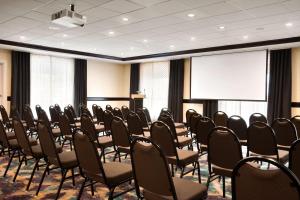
[170,45,175,48]
[108,31,115,35]
[143,39,148,43]
[243,35,249,39]
[122,17,129,21]
[285,22,293,27]
[188,13,195,18]
[49,26,60,30]
[19,36,26,41]
[190,37,196,41]
[62,34,68,37]
[218,26,225,30]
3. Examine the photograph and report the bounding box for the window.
[30,54,74,114]
[140,61,170,120]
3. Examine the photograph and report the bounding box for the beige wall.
[292,47,300,116]
[0,49,11,113]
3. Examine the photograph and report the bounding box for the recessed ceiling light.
[143,39,148,43]
[121,52,124,56]
[49,26,60,30]
[93,48,97,51]
[62,34,68,37]
[108,31,115,35]
[218,26,225,30]
[130,47,134,51]
[122,17,129,21]
[61,42,65,46]
[285,22,293,27]
[169,45,175,48]
[188,13,195,18]
[19,36,26,40]
[243,35,249,39]
[190,37,196,41]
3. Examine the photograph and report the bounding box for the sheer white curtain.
[30,54,74,115]
[218,101,267,125]
[140,61,170,120]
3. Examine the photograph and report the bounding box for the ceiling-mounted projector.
[51,4,86,28]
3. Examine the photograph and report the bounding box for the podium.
[131,94,145,112]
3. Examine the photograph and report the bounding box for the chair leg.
[197,161,201,183]
[118,152,121,162]
[13,155,25,182]
[171,164,174,177]
[3,150,16,177]
[27,158,40,190]
[180,166,185,178]
[108,187,116,200]
[55,169,67,200]
[222,176,226,198]
[113,152,118,162]
[78,177,87,199]
[71,168,75,186]
[102,147,106,163]
[36,164,49,196]
[90,180,94,196]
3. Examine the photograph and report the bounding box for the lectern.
[131,94,145,112]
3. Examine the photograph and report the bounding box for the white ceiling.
[0,0,300,58]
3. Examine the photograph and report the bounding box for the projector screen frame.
[189,49,269,102]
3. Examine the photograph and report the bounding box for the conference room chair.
[121,105,130,121]
[195,117,216,155]
[185,108,197,129]
[272,118,298,150]
[249,113,267,125]
[113,107,124,120]
[160,108,185,128]
[289,139,300,180]
[106,104,113,112]
[12,118,62,190]
[64,106,81,128]
[39,109,63,143]
[232,157,300,200]
[49,105,60,126]
[110,116,132,161]
[130,137,207,200]
[35,104,43,119]
[73,130,134,200]
[67,104,79,121]
[213,111,228,127]
[127,112,150,138]
[58,113,74,150]
[190,112,202,136]
[227,115,248,146]
[81,114,113,163]
[23,105,37,137]
[150,121,201,182]
[247,122,289,164]
[207,127,243,198]
[291,115,300,138]
[94,105,104,124]
[158,114,191,148]
[142,107,152,123]
[81,105,96,123]
[54,104,62,113]
[0,120,16,150]
[36,122,78,199]
[0,105,12,130]
[136,109,150,130]
[91,104,98,118]
[103,110,114,135]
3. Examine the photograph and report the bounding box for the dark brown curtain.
[74,59,87,115]
[11,51,30,118]
[267,49,291,123]
[168,59,184,122]
[203,100,218,118]
[129,63,140,110]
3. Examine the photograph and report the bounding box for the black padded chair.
[227,115,248,146]
[272,118,297,150]
[249,113,267,125]
[213,111,228,127]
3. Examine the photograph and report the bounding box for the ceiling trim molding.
[1,36,300,62]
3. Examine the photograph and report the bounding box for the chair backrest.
[121,105,130,120]
[106,105,113,112]
[0,105,10,125]
[232,157,300,200]
[289,140,300,180]
[73,130,106,183]
[213,111,228,127]
[0,120,9,147]
[227,115,248,141]
[186,109,196,128]
[150,121,177,158]
[158,114,177,139]
[95,106,104,123]
[58,113,73,136]
[39,109,51,128]
[291,116,300,138]
[23,105,35,129]
[195,117,216,146]
[130,137,177,199]
[35,105,42,119]
[64,107,76,124]
[142,107,152,123]
[92,104,98,117]
[81,106,93,119]
[37,122,60,165]
[159,108,173,119]
[111,117,131,148]
[249,113,267,125]
[67,104,77,118]
[136,109,149,129]
[81,114,98,141]
[103,110,114,132]
[113,107,124,119]
[272,118,297,147]
[127,112,144,136]
[13,118,32,155]
[190,113,202,134]
[247,122,278,157]
[54,104,61,113]
[208,127,242,172]
[49,106,59,124]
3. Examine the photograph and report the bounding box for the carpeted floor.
[0,147,231,200]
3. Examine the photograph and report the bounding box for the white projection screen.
[191,50,267,100]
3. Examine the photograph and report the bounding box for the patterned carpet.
[0,146,231,200]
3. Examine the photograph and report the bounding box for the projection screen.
[191,50,267,100]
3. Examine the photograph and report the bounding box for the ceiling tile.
[100,0,144,13]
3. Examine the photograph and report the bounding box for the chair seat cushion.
[8,139,20,148]
[97,136,113,148]
[56,151,78,168]
[277,144,290,151]
[103,162,132,186]
[212,164,233,177]
[6,131,16,140]
[29,138,38,146]
[174,123,185,129]
[250,150,289,164]
[143,177,207,200]
[31,144,44,158]
[131,131,151,139]
[95,124,105,132]
[176,136,192,148]
[52,128,61,137]
[168,150,198,165]
[239,139,247,146]
[176,128,188,136]
[118,146,131,154]
[65,135,73,140]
